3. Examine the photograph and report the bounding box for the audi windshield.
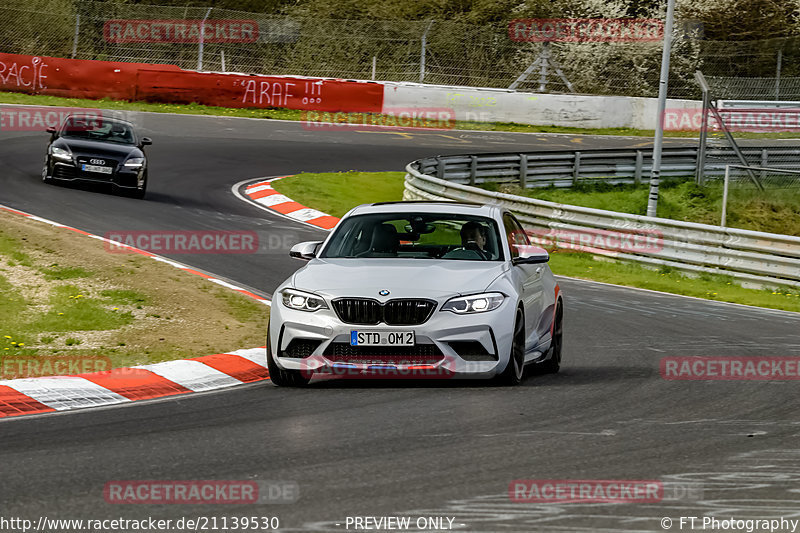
[61,117,137,145]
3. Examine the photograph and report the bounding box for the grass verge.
[3,90,795,139]
[0,209,268,374]
[485,180,800,237]
[271,171,800,312]
[272,171,405,218]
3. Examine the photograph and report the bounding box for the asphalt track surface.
[1,113,799,532]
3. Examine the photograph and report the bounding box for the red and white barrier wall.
[0,52,702,130]
[0,53,384,113]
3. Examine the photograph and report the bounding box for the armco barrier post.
[634,150,644,185]
[436,157,445,179]
[469,155,477,186]
[520,154,528,188]
[573,151,581,184]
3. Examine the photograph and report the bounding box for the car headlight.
[441,292,505,314]
[50,146,72,162]
[281,288,328,312]
[124,157,145,168]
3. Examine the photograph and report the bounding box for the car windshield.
[61,117,136,145]
[321,212,504,261]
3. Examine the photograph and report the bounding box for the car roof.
[347,201,501,218]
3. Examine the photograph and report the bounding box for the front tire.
[539,301,563,374]
[42,162,53,184]
[496,310,526,386]
[266,329,310,387]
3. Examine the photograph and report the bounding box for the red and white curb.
[0,204,273,419]
[0,348,268,417]
[242,177,340,230]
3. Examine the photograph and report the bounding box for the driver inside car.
[442,221,490,260]
[461,221,488,252]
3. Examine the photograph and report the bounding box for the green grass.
[493,180,800,236]
[5,90,796,139]
[29,285,134,333]
[0,273,27,325]
[100,289,149,306]
[40,264,92,280]
[272,171,406,218]
[271,171,800,313]
[548,253,800,312]
[0,234,33,267]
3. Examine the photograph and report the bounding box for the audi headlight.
[50,146,72,162]
[442,292,505,314]
[281,288,328,312]
[124,157,145,168]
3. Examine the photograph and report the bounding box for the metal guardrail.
[417,146,800,188]
[404,153,800,288]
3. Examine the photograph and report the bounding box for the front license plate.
[81,164,112,174]
[350,331,414,346]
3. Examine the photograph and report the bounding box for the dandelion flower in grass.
[3,335,10,339]
[18,343,23,347]
[58,312,64,316]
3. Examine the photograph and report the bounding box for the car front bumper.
[268,294,518,380]
[51,160,144,189]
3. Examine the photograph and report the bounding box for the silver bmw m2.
[267,201,563,386]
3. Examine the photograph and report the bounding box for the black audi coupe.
[43,114,151,199]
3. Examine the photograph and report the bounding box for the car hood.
[290,258,509,299]
[54,138,141,160]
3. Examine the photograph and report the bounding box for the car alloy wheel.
[497,309,526,386]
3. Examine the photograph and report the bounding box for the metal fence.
[404,153,800,288]
[2,0,800,99]
[418,146,800,189]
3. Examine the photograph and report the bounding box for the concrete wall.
[382,81,702,130]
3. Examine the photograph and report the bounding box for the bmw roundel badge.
[378,289,390,296]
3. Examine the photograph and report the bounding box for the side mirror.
[289,241,323,261]
[46,126,57,134]
[140,137,152,146]
[513,245,550,265]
